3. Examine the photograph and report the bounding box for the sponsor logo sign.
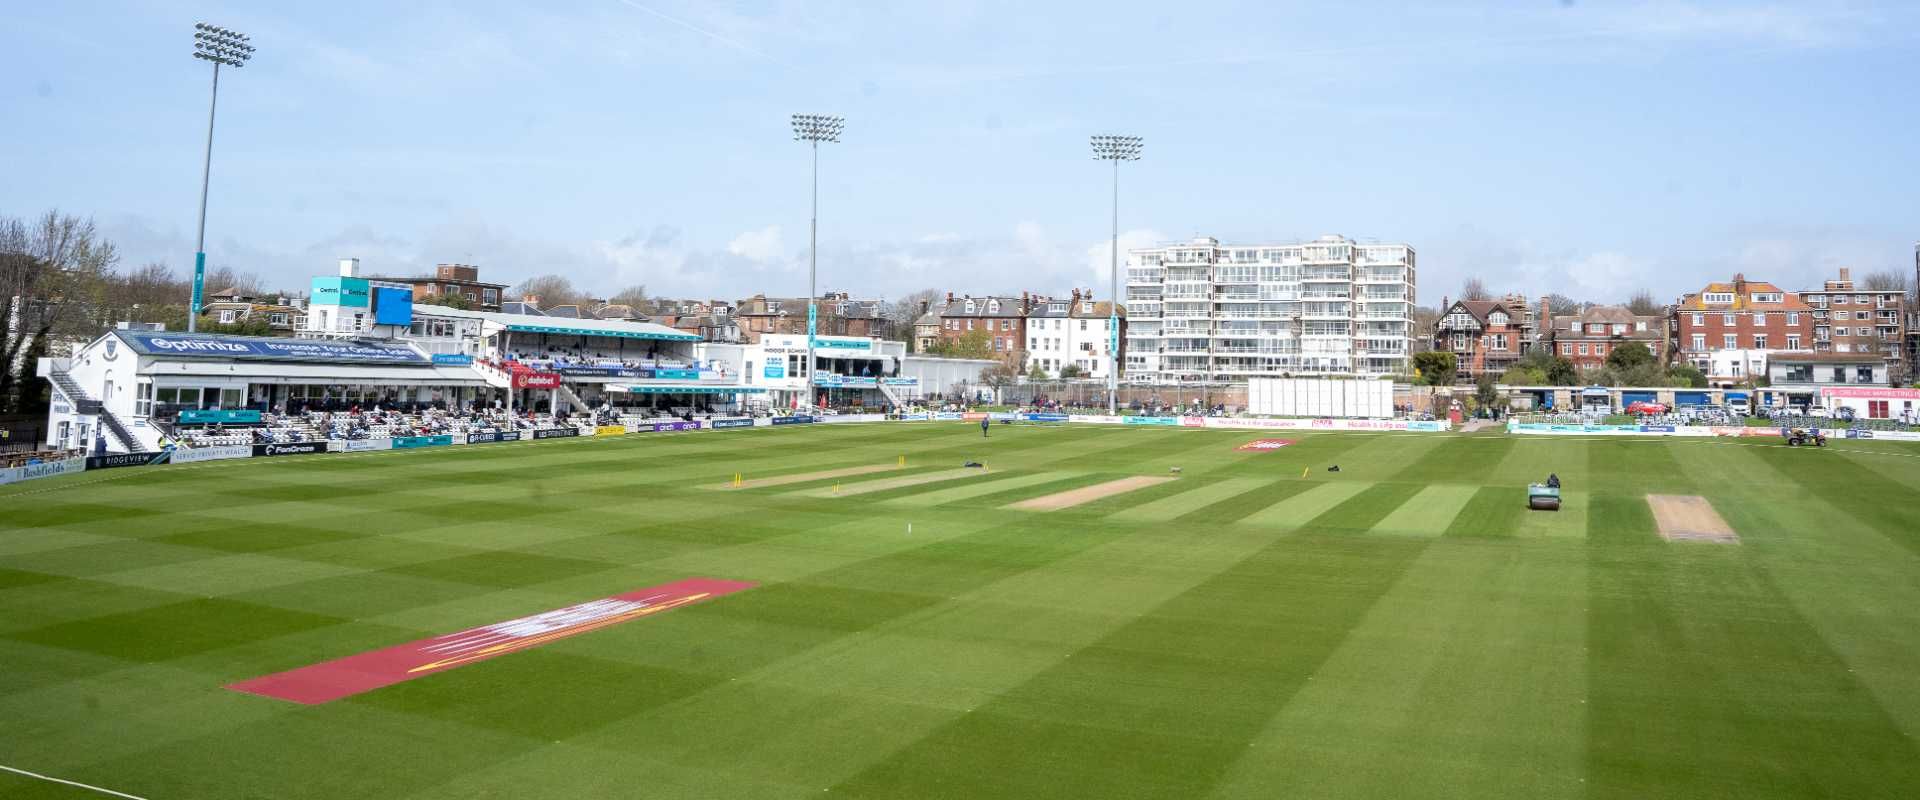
[465,430,522,444]
[228,578,756,705]
[881,377,918,386]
[711,417,755,429]
[254,441,328,457]
[1180,416,1208,428]
[339,439,394,452]
[119,331,425,364]
[392,435,454,449]
[0,456,86,485]
[1067,414,1122,424]
[177,409,263,425]
[896,412,932,421]
[430,353,474,366]
[642,421,703,433]
[813,375,879,388]
[532,427,578,439]
[1021,412,1069,423]
[1404,421,1447,432]
[595,425,627,437]
[1819,387,1920,400]
[86,452,170,470]
[1845,429,1873,439]
[1122,415,1178,426]
[652,368,701,380]
[513,371,562,389]
[1236,439,1296,451]
[557,365,641,378]
[1638,425,1677,433]
[763,364,786,379]
[934,412,966,421]
[169,444,254,463]
[770,414,815,426]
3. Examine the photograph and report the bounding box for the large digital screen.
[373,286,414,326]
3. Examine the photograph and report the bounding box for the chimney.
[1839,267,1851,283]
[338,257,360,278]
[945,291,954,304]
[1539,296,1551,328]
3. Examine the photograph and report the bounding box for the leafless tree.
[510,274,585,309]
[1460,277,1491,301]
[1627,289,1662,316]
[200,264,266,297]
[1545,293,1583,316]
[883,288,943,342]
[0,210,119,412]
[1862,270,1909,293]
[607,284,649,307]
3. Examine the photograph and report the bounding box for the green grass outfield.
[5,423,1920,799]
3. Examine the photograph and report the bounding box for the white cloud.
[725,225,786,263]
[1085,228,1167,284]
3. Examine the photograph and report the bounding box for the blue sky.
[5,1,1917,305]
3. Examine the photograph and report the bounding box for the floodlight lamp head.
[790,113,845,143]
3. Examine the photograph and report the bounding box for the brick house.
[363,264,507,311]
[734,292,891,344]
[1671,274,1814,379]
[1431,294,1534,382]
[1545,305,1667,370]
[931,292,1034,359]
[1796,267,1908,384]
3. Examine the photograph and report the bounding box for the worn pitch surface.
[5,423,1920,799]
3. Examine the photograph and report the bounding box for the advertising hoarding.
[119,332,426,364]
[169,444,254,463]
[253,441,329,457]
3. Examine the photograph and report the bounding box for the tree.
[435,293,473,310]
[1545,293,1582,316]
[200,265,265,297]
[1626,289,1661,316]
[1411,351,1457,386]
[883,288,944,342]
[1605,340,1655,371]
[608,285,649,307]
[511,274,585,308]
[1668,363,1708,388]
[1460,277,1491,301]
[0,211,119,413]
[1059,364,1087,379]
[1410,305,1441,346]
[1475,372,1500,410]
[1517,347,1578,385]
[1862,270,1909,293]
[1027,363,1050,381]
[1501,365,1547,386]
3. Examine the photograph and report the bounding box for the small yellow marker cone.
[1301,467,1309,479]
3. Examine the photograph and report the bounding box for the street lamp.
[792,113,843,410]
[1091,134,1142,414]
[187,22,254,333]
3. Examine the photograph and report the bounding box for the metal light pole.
[188,23,254,333]
[1091,135,1142,414]
[792,113,843,410]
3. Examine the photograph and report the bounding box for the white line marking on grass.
[0,764,151,800]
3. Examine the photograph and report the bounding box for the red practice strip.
[227,577,755,704]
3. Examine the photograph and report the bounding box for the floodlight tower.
[188,23,255,333]
[1090,135,1142,414]
[791,113,844,408]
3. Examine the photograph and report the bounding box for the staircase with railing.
[48,371,149,453]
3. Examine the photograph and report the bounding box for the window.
[268,313,288,326]
[1595,343,1607,355]
[1560,344,1571,355]
[1835,327,1849,336]
[218,310,237,324]
[1488,311,1507,325]
[1453,334,1468,350]
[1858,366,1876,383]
[1855,295,1868,304]
[986,300,1000,313]
[1856,311,1872,321]
[1751,292,1782,304]
[1692,334,1706,350]
[1691,313,1704,326]
[1787,334,1801,350]
[964,301,976,313]
[1723,313,1737,326]
[1079,320,1088,331]
[134,382,152,417]
[965,319,974,330]
[1635,320,1647,332]
[1753,334,1768,349]
[1612,323,1626,335]
[1030,337,1039,349]
[1723,334,1737,349]
[220,388,243,408]
[1703,292,1735,304]
[1492,334,1508,350]
[1832,367,1847,382]
[1787,312,1799,326]
[1002,320,1014,331]
[1578,344,1588,355]
[1753,313,1766,326]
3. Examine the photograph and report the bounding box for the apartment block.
[1798,267,1907,383]
[1025,289,1124,379]
[1123,235,1415,383]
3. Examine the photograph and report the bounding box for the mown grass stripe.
[1369,484,1478,537]
[1108,478,1269,523]
[1445,486,1528,538]
[1240,481,1368,528]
